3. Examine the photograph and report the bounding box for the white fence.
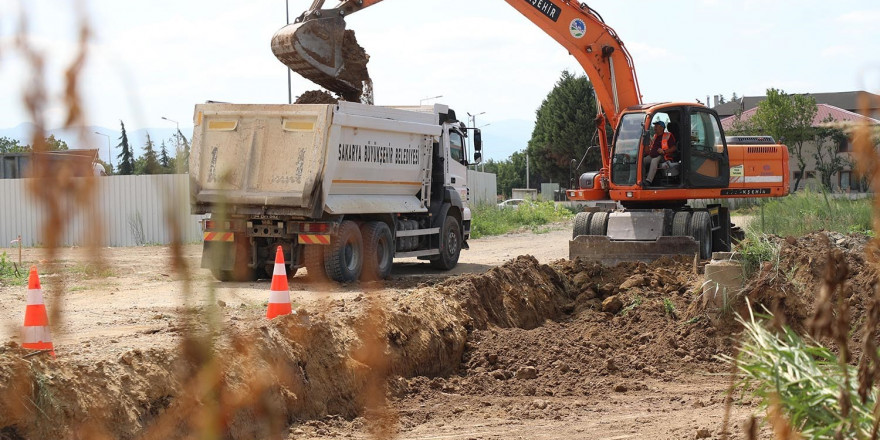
[2,173,500,248]
[1,175,204,247]
[467,170,497,206]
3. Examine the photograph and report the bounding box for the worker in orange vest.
[642,120,677,187]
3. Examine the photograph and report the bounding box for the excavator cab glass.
[610,112,645,186]
[685,110,729,188]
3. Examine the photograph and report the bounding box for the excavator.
[272,0,790,263]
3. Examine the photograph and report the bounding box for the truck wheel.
[213,236,257,282]
[672,211,692,236]
[324,220,363,282]
[430,215,462,270]
[573,212,593,238]
[303,245,328,281]
[589,212,609,236]
[690,211,712,259]
[361,221,394,281]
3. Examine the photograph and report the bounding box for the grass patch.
[470,201,573,238]
[734,230,782,279]
[662,298,677,318]
[744,189,872,237]
[66,263,115,279]
[0,251,27,287]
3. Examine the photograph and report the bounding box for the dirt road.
[0,221,771,439]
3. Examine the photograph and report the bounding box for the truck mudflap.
[569,235,699,266]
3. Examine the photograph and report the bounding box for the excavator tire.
[589,212,609,236]
[573,212,594,238]
[672,211,692,237]
[690,211,712,259]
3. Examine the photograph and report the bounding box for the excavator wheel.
[672,211,692,237]
[573,212,594,238]
[589,212,609,236]
[690,211,712,259]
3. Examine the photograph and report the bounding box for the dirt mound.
[294,90,339,104]
[338,30,372,104]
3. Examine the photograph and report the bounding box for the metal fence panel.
[467,170,497,207]
[0,175,203,248]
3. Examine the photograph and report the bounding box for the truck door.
[446,127,469,203]
[685,109,729,188]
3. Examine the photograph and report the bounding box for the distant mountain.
[0,123,189,165]
[478,119,534,161]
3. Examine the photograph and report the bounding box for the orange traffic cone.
[267,246,292,319]
[22,266,55,357]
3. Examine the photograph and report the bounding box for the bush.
[470,201,572,238]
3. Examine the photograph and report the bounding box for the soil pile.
[294,90,338,104]
[1,232,877,438]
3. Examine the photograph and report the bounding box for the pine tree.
[116,120,135,175]
[159,140,170,170]
[175,129,190,173]
[140,134,161,175]
[527,70,600,185]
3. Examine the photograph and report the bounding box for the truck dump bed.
[190,102,443,218]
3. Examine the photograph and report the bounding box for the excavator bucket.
[271,16,369,102]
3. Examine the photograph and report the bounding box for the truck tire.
[303,245,328,281]
[430,215,462,270]
[573,212,593,238]
[361,221,394,281]
[212,236,257,282]
[324,220,363,283]
[672,211,692,236]
[690,211,712,260]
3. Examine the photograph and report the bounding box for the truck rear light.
[299,223,329,233]
[203,220,232,231]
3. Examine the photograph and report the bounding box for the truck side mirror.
[474,129,483,152]
[474,152,482,164]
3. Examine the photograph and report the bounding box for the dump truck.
[190,101,480,282]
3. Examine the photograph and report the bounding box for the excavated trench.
[0,233,876,439]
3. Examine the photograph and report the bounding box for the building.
[0,149,101,179]
[716,92,880,192]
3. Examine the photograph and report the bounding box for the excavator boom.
[273,0,642,125]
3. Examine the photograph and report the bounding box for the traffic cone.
[267,246,292,319]
[22,266,55,357]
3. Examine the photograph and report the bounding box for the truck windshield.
[611,112,646,186]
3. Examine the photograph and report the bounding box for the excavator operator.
[642,121,677,187]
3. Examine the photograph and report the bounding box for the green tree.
[44,134,69,151]
[749,88,817,191]
[159,139,171,170]
[137,134,162,175]
[527,70,600,185]
[175,129,190,173]
[813,116,848,190]
[116,121,135,175]
[0,137,27,153]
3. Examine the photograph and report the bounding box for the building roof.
[713,91,880,119]
[720,103,880,131]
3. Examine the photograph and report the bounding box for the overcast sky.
[1,0,879,133]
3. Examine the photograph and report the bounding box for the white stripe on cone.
[22,326,52,343]
[27,289,44,305]
[273,263,286,276]
[268,291,290,303]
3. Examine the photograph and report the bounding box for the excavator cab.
[611,105,729,192]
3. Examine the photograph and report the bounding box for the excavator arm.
[273,0,642,128]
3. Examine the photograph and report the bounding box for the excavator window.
[686,110,729,187]
[610,112,646,186]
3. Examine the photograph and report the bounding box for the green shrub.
[470,201,572,238]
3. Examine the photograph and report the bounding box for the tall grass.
[744,189,872,237]
[726,310,877,439]
[469,201,573,238]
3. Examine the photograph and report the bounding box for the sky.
[1,0,879,160]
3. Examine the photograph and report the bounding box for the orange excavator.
[272,0,790,262]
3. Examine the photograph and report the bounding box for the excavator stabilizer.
[569,235,699,266]
[271,17,370,102]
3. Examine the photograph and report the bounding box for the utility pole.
[286,0,292,104]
